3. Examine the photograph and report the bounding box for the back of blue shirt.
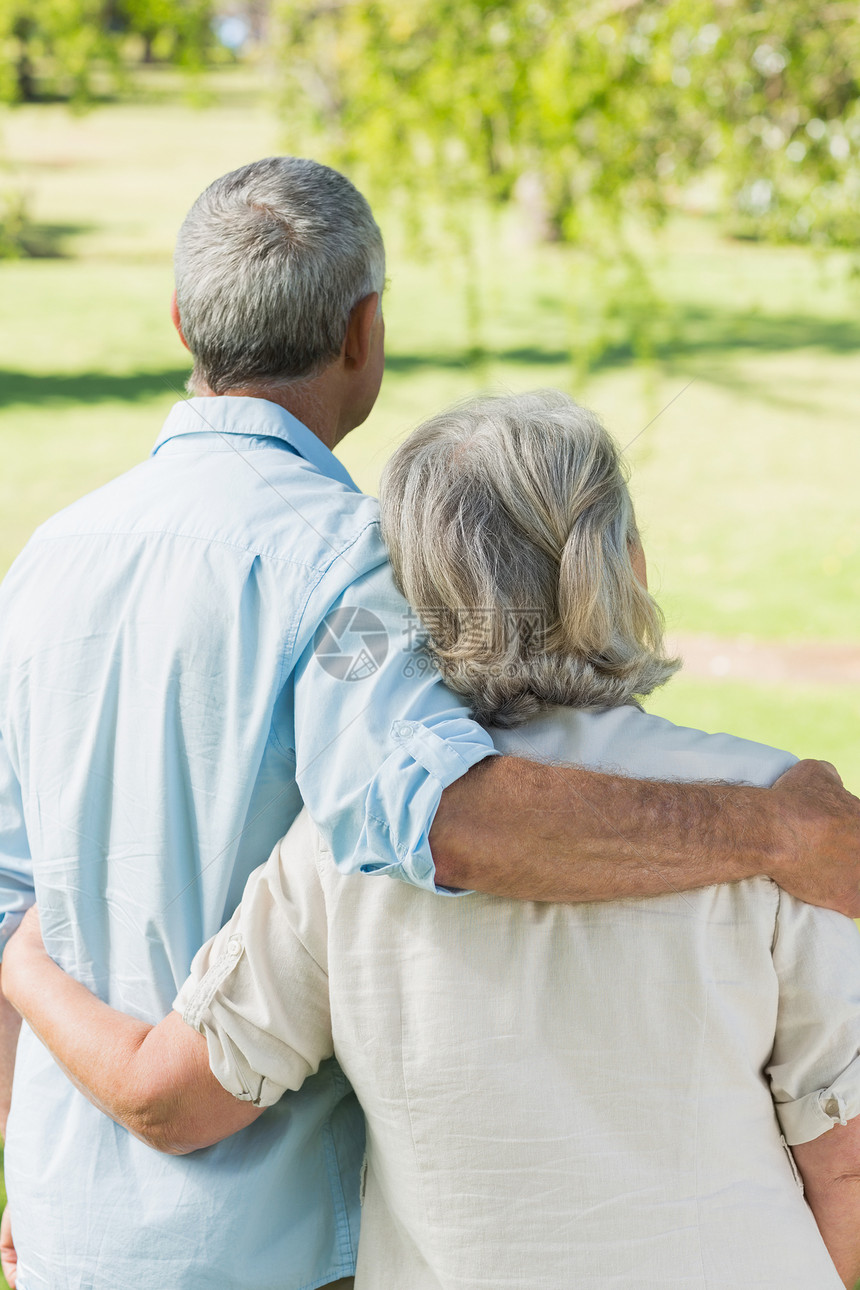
[0,397,495,1290]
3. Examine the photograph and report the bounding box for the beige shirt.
[175,705,860,1289]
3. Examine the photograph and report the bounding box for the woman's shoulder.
[491,703,796,789]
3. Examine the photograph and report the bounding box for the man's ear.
[342,293,380,371]
[171,290,191,352]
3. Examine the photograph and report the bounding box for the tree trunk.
[13,20,38,102]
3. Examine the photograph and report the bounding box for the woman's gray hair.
[175,156,385,395]
[380,390,679,728]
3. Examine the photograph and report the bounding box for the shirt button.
[226,935,242,959]
[394,721,415,739]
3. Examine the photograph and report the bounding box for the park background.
[0,0,859,1282]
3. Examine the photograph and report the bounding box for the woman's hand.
[3,906,47,1016]
[1,1205,18,1288]
[12,905,44,956]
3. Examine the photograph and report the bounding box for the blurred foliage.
[0,0,215,104]
[118,0,215,68]
[274,0,860,251]
[0,188,32,258]
[685,0,860,246]
[273,0,860,371]
[0,0,118,104]
[0,0,216,256]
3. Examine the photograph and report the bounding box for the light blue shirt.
[0,396,496,1290]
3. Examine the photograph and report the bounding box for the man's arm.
[430,757,860,917]
[294,566,860,917]
[1,909,263,1155]
[793,1121,860,1287]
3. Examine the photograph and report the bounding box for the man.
[0,155,857,1290]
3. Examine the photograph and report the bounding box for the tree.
[118,0,215,69]
[0,0,216,257]
[271,0,860,369]
[0,0,117,103]
[0,0,215,103]
[274,0,860,249]
[680,0,860,246]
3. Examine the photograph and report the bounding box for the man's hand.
[771,760,860,918]
[433,753,860,908]
[1,1206,17,1288]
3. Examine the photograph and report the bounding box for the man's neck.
[198,381,348,452]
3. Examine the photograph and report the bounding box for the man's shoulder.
[12,442,384,576]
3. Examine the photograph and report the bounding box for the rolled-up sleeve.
[174,812,334,1107]
[291,561,498,893]
[0,727,34,958]
[767,891,860,1145]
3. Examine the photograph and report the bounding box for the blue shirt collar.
[152,396,360,493]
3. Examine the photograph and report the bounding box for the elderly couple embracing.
[0,156,860,1290]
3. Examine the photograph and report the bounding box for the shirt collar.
[151,396,360,493]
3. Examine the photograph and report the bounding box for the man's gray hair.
[380,389,680,728]
[175,156,385,394]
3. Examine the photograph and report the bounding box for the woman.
[4,390,860,1289]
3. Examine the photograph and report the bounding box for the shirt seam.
[281,905,330,979]
[24,527,333,574]
[295,518,386,619]
[269,565,330,760]
[270,520,387,760]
